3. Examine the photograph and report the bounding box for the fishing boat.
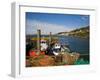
[26,30,80,66]
[45,40,80,65]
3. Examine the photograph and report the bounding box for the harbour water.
[58,36,89,64]
[58,36,89,54]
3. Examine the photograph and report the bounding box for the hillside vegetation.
[58,26,89,38]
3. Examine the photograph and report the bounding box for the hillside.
[58,26,89,38]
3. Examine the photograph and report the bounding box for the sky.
[26,12,89,35]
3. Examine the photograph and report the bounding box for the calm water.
[58,36,89,55]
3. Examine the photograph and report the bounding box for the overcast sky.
[26,12,89,35]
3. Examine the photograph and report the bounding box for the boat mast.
[49,32,52,46]
[37,29,41,54]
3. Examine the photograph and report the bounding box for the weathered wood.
[49,32,52,46]
[37,29,41,54]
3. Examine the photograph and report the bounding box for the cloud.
[26,20,72,35]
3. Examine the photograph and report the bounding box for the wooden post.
[37,29,41,54]
[49,32,52,46]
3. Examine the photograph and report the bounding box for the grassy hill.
[58,26,89,38]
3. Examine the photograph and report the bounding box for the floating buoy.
[29,50,45,57]
[29,50,37,56]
